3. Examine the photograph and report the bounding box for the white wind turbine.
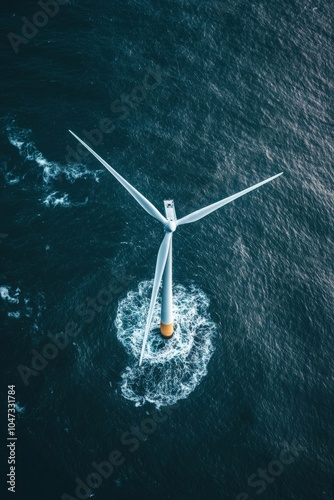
[69,130,282,365]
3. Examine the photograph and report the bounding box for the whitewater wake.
[115,281,217,408]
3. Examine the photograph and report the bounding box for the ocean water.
[1,0,333,499]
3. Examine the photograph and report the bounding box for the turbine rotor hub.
[164,220,176,233]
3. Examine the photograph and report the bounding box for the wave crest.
[5,124,100,205]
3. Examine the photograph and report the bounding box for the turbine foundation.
[160,322,174,338]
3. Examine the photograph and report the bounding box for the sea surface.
[1,0,333,499]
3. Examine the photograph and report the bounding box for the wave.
[5,124,100,205]
[0,286,20,304]
[42,191,88,208]
[115,281,217,407]
[0,285,44,323]
[3,165,21,185]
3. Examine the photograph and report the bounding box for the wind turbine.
[69,130,282,366]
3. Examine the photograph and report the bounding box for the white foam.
[115,281,217,407]
[0,286,43,322]
[8,311,20,318]
[0,286,20,304]
[42,191,88,207]
[42,192,71,207]
[6,124,100,192]
[4,170,20,185]
[9,138,24,150]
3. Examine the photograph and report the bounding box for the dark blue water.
[1,0,333,499]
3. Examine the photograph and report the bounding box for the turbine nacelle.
[163,199,177,233]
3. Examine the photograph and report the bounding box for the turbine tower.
[69,130,282,366]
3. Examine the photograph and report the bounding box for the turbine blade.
[177,172,283,225]
[69,130,167,225]
[139,232,172,366]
